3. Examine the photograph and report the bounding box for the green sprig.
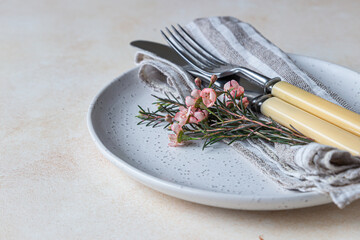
[136,91,313,149]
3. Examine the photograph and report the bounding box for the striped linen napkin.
[135,16,360,208]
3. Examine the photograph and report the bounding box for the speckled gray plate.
[87,54,360,210]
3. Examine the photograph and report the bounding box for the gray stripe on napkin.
[191,19,255,71]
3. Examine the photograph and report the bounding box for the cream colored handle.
[271,81,360,136]
[261,97,360,156]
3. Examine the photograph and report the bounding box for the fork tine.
[164,27,214,69]
[160,30,212,77]
[170,25,219,68]
[177,24,226,64]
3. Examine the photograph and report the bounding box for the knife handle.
[260,97,360,156]
[270,81,360,136]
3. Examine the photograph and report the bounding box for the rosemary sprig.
[137,90,312,148]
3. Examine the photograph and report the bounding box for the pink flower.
[194,109,209,121]
[224,80,244,99]
[200,88,217,107]
[173,105,209,126]
[241,97,249,108]
[185,96,196,107]
[171,122,182,134]
[191,89,201,98]
[168,122,185,147]
[168,134,183,147]
[189,109,209,124]
[185,89,201,107]
[174,106,190,126]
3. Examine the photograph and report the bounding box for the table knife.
[130,40,360,155]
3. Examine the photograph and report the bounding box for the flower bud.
[165,114,173,123]
[194,77,202,89]
[210,75,218,85]
[241,97,249,108]
[226,100,234,108]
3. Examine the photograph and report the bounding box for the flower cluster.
[169,90,213,146]
[137,76,312,149]
[224,80,249,108]
[168,77,248,147]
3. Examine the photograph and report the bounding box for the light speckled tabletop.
[1,0,360,239]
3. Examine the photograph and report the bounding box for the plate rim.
[86,53,360,209]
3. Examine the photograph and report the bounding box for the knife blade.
[131,40,187,66]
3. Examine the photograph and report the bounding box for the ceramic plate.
[87,54,360,210]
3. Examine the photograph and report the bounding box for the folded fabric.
[135,16,360,208]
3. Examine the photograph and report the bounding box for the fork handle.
[260,97,360,156]
[270,81,360,137]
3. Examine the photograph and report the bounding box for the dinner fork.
[161,25,280,92]
[161,25,360,137]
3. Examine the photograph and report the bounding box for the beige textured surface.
[1,0,360,239]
